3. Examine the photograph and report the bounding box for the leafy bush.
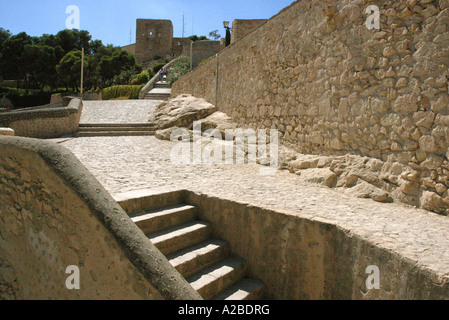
[152,61,166,75]
[137,71,150,85]
[102,85,144,100]
[166,56,190,85]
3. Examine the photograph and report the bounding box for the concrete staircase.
[75,123,157,137]
[120,195,265,300]
[144,81,171,101]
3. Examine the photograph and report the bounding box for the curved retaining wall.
[0,137,201,300]
[172,0,449,214]
[0,98,83,139]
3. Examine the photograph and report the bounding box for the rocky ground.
[149,95,448,215]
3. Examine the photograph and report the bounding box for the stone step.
[117,189,186,216]
[187,257,247,300]
[74,131,155,137]
[131,204,197,235]
[212,278,265,300]
[144,94,171,101]
[79,123,156,128]
[168,239,230,278]
[154,82,171,89]
[78,126,156,132]
[148,221,212,256]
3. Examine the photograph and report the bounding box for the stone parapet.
[0,98,83,139]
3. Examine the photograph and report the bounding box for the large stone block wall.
[230,19,268,44]
[185,191,449,299]
[0,98,83,139]
[0,137,201,300]
[191,40,225,68]
[172,0,449,214]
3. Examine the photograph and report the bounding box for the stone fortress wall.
[172,0,449,215]
[231,19,268,44]
[126,19,224,68]
[135,19,175,65]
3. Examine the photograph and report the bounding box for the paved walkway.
[54,100,449,280]
[80,100,160,124]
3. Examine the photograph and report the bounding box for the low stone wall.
[172,0,449,214]
[184,191,449,299]
[0,98,83,139]
[0,137,201,300]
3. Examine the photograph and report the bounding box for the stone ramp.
[119,191,265,300]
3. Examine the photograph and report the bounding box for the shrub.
[136,71,150,85]
[152,61,166,75]
[102,85,145,100]
[166,56,190,85]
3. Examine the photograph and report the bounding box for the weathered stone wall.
[185,191,449,299]
[0,137,201,300]
[0,98,83,139]
[135,19,174,65]
[172,38,192,57]
[172,0,449,214]
[121,43,136,55]
[231,19,268,44]
[191,40,225,69]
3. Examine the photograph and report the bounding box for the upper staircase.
[118,193,265,300]
[144,81,171,101]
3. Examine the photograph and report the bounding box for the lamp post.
[223,21,231,46]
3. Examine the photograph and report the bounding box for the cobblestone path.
[53,100,449,279]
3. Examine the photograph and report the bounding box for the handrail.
[138,56,183,99]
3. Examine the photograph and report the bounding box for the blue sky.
[0,0,295,47]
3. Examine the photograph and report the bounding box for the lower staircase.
[75,123,157,137]
[120,195,265,300]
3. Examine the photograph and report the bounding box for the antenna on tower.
[182,14,186,38]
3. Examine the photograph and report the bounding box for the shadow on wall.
[0,137,201,300]
[184,191,449,300]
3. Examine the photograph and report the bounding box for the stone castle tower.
[123,19,192,67]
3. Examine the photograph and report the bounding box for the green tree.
[189,35,208,42]
[209,30,221,40]
[56,50,87,91]
[0,28,12,47]
[22,44,58,91]
[0,32,32,84]
[56,29,91,55]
